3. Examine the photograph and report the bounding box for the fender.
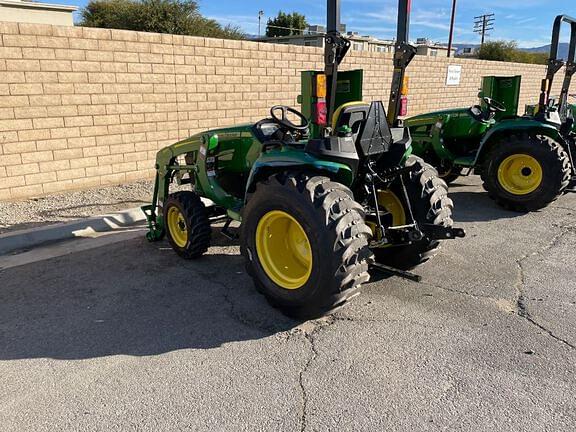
[245,147,354,201]
[474,118,563,166]
[406,109,482,163]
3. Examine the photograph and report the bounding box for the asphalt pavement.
[1,176,575,431]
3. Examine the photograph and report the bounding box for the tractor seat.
[332,102,370,138]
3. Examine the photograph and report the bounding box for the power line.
[474,13,495,46]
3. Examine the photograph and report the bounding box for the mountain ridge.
[452,42,569,59]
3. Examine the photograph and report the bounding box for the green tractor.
[142,0,464,318]
[406,15,576,212]
[526,14,576,192]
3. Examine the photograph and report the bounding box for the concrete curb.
[0,207,147,256]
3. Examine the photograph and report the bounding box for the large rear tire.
[164,191,211,259]
[372,156,454,270]
[481,134,571,212]
[241,173,372,319]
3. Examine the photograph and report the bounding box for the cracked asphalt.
[1,176,576,431]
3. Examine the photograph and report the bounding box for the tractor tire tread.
[241,172,372,319]
[373,156,453,270]
[481,134,571,212]
[164,191,211,259]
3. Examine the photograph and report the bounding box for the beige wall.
[0,21,572,201]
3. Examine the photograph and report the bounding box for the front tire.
[372,156,454,270]
[241,173,372,319]
[164,191,211,259]
[481,134,571,212]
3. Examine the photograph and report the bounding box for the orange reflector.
[401,76,409,96]
[315,74,327,98]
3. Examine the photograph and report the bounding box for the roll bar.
[387,0,417,126]
[323,0,416,132]
[324,0,351,130]
[539,15,576,121]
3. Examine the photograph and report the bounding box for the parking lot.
[1,176,576,431]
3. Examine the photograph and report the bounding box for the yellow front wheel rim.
[255,210,313,290]
[497,154,543,195]
[167,206,188,248]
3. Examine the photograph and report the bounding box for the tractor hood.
[405,108,472,125]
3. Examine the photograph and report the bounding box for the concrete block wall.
[0,21,570,201]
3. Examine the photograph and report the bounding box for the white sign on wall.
[446,65,462,86]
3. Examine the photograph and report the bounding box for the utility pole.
[474,13,495,46]
[258,10,264,37]
[447,0,457,57]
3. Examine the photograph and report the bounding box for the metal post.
[447,0,457,57]
[258,10,264,37]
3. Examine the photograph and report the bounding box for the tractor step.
[370,262,423,282]
[453,156,475,167]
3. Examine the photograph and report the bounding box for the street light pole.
[258,10,264,37]
[447,0,457,57]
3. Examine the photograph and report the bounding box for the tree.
[266,11,308,37]
[478,41,547,65]
[79,0,245,40]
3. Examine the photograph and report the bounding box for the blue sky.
[60,0,574,48]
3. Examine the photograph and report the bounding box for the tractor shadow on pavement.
[448,188,521,223]
[0,231,302,361]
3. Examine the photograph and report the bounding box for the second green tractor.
[406,14,576,212]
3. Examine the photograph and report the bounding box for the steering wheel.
[483,97,506,113]
[270,106,309,132]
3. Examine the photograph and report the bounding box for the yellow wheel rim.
[367,190,407,245]
[497,154,543,195]
[167,206,188,248]
[255,210,313,290]
[377,190,407,226]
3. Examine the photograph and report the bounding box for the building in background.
[415,38,456,57]
[257,27,457,57]
[257,24,395,53]
[455,46,479,58]
[0,0,77,26]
